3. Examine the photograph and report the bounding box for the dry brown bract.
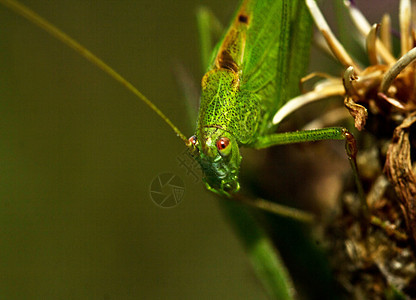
[385,112,416,244]
[274,0,416,297]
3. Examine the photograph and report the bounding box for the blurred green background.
[0,0,274,298]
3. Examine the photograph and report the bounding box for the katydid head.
[188,127,241,197]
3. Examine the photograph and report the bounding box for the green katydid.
[186,0,359,197]
[0,0,359,200]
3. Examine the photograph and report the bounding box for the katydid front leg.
[253,127,367,216]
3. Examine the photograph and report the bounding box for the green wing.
[241,0,291,116]
[208,0,312,132]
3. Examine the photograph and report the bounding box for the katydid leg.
[254,127,367,217]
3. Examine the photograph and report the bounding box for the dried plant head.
[276,0,416,297]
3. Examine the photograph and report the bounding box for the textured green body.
[197,0,290,144]
[192,0,353,196]
[193,0,294,195]
[198,70,260,144]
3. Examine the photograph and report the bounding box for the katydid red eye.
[216,137,231,156]
[188,135,198,146]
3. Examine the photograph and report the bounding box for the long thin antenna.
[1,0,191,147]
